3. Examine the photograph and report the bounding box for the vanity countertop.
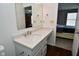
[14,28,53,49]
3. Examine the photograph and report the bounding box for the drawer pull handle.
[19,51,24,55]
[46,14,48,16]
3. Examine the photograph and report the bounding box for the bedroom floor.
[47,45,72,56]
[56,37,73,51]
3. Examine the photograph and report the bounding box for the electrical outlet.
[50,20,54,23]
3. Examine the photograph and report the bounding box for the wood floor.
[46,45,72,56]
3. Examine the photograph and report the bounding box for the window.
[66,13,77,26]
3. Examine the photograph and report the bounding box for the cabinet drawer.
[15,42,28,56]
[17,51,27,56]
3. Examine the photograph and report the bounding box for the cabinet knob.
[19,51,24,55]
[46,14,48,16]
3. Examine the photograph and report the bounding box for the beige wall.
[43,3,58,45]
[32,4,43,28]
[43,3,58,28]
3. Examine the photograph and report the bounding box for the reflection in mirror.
[24,6,32,28]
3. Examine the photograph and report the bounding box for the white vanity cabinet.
[14,37,47,56]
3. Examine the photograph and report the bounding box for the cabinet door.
[47,32,55,45]
[34,49,42,56]
[32,4,43,27]
[41,45,47,56]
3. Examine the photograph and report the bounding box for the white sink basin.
[15,35,41,49]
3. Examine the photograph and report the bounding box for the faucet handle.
[27,31,31,35]
[27,31,29,35]
[23,33,26,37]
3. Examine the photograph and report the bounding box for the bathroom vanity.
[14,28,53,56]
[13,3,57,56]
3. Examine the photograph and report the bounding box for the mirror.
[23,4,32,28]
[15,3,43,30]
[15,3,33,30]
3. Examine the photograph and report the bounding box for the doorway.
[24,6,32,28]
[56,3,78,51]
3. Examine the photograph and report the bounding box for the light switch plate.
[50,20,54,23]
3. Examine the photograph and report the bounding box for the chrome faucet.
[27,31,31,35]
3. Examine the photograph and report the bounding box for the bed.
[56,24,75,39]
